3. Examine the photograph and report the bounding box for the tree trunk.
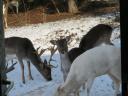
[68,0,79,13]
[0,0,7,96]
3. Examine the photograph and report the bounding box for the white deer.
[50,37,72,81]
[54,45,121,96]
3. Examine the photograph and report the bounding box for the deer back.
[5,37,34,57]
[79,24,113,52]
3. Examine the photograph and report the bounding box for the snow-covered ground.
[5,14,120,96]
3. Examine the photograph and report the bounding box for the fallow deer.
[79,24,113,52]
[69,24,113,62]
[5,37,53,83]
[2,0,34,28]
[50,37,71,81]
[50,24,113,81]
[54,45,121,96]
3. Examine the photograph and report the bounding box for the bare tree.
[68,0,79,13]
[0,0,7,95]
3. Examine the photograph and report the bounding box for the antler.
[47,45,57,65]
[43,58,58,68]
[36,46,41,53]
[36,46,46,56]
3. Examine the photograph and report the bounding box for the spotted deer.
[54,45,121,96]
[5,37,53,83]
[3,0,19,28]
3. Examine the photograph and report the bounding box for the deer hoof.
[22,80,25,84]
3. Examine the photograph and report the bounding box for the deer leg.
[108,73,121,96]
[73,91,79,96]
[82,83,85,90]
[63,73,67,82]
[71,85,80,96]
[86,76,95,96]
[18,58,25,84]
[27,61,33,80]
[76,91,80,96]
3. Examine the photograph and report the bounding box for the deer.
[69,24,113,62]
[54,45,121,96]
[3,0,19,29]
[50,37,72,82]
[8,0,19,14]
[2,0,34,29]
[50,24,114,81]
[5,37,55,84]
[79,24,113,52]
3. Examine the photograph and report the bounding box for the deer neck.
[28,52,42,66]
[59,52,71,75]
[27,52,45,75]
[60,52,71,64]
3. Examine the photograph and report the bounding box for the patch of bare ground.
[7,3,119,27]
[8,6,74,27]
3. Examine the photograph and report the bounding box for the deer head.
[33,47,53,81]
[33,46,57,81]
[41,59,52,81]
[50,36,71,54]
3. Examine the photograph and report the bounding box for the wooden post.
[0,0,7,96]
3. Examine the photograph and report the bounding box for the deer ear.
[50,40,57,45]
[66,36,71,42]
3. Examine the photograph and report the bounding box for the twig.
[5,60,17,73]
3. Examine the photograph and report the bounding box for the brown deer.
[5,37,53,84]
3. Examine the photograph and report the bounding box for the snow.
[5,14,120,96]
